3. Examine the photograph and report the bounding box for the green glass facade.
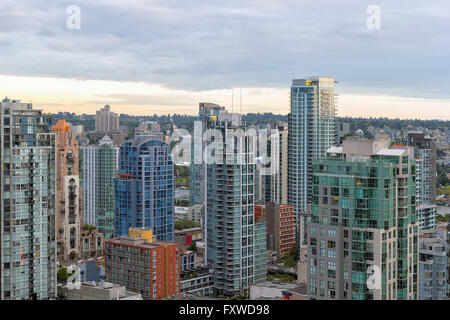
[307,141,419,300]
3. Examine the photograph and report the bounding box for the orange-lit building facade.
[105,235,180,300]
[53,119,82,261]
[255,203,296,256]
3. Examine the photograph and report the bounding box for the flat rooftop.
[106,236,176,249]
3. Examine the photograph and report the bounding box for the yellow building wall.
[129,228,153,242]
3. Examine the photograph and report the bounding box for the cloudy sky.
[0,0,449,119]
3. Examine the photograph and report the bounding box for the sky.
[0,0,449,119]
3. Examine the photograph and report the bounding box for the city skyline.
[0,1,449,120]
[1,75,449,120]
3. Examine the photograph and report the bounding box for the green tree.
[57,266,71,284]
[175,219,200,230]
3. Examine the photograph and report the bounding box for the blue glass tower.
[114,139,174,242]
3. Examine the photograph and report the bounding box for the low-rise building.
[105,233,181,300]
[180,268,214,296]
[67,281,142,300]
[80,226,105,259]
[250,279,307,300]
[180,251,197,271]
[174,227,203,249]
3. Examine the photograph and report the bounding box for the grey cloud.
[0,0,449,100]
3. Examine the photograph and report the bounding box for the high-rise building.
[95,105,119,133]
[419,225,448,300]
[81,135,118,239]
[288,77,336,243]
[114,139,174,242]
[203,105,266,296]
[0,98,57,300]
[189,102,231,207]
[417,204,437,230]
[105,229,180,300]
[335,122,350,145]
[277,124,289,205]
[255,203,296,256]
[404,132,437,205]
[53,119,82,261]
[255,123,288,205]
[306,139,419,300]
[395,132,438,230]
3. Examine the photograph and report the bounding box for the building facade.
[80,226,105,259]
[255,203,296,256]
[81,135,118,239]
[53,120,82,261]
[419,227,447,300]
[114,139,174,241]
[95,105,119,133]
[203,105,266,296]
[0,98,57,300]
[105,234,180,300]
[288,77,336,243]
[406,132,437,205]
[306,139,419,300]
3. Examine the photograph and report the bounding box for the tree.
[175,219,200,230]
[187,243,197,252]
[57,266,71,284]
[282,255,295,268]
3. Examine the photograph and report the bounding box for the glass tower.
[81,135,118,239]
[288,77,336,244]
[0,98,57,300]
[114,139,174,242]
[306,139,419,300]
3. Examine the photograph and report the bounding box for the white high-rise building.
[288,77,336,244]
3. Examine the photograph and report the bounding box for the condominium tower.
[114,138,174,242]
[0,98,57,300]
[203,105,267,295]
[288,77,336,243]
[306,139,419,300]
[95,104,120,133]
[81,135,118,239]
[53,120,82,261]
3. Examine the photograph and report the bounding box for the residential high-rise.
[95,104,119,133]
[306,139,419,300]
[288,77,336,243]
[81,135,118,239]
[189,102,229,207]
[0,98,57,300]
[395,133,438,230]
[105,229,180,300]
[114,139,174,242]
[255,123,288,205]
[419,225,448,300]
[255,203,296,257]
[406,132,437,205]
[53,119,82,261]
[277,124,289,205]
[203,105,266,296]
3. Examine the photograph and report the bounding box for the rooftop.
[106,236,177,249]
